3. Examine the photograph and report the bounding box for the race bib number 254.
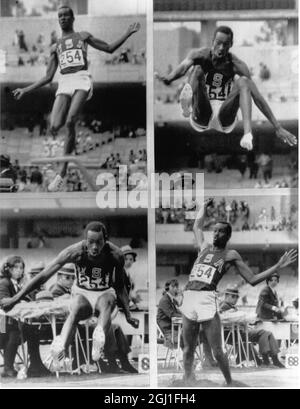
[59,49,84,69]
[189,263,216,285]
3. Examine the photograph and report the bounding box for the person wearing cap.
[49,264,75,298]
[256,273,286,320]
[220,286,284,368]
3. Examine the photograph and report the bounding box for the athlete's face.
[86,230,105,258]
[212,32,232,60]
[213,223,230,248]
[11,262,24,282]
[58,7,74,31]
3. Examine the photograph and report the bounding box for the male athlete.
[181,198,297,386]
[13,5,140,191]
[158,26,296,151]
[0,222,139,368]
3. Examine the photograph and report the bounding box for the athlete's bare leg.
[59,295,92,349]
[182,315,200,382]
[219,76,252,135]
[189,66,212,127]
[91,292,116,361]
[202,313,232,385]
[50,94,71,136]
[94,292,116,335]
[60,89,89,178]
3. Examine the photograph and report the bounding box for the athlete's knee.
[235,75,251,90]
[96,293,115,311]
[70,296,91,319]
[211,344,224,361]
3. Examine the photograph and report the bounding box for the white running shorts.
[180,290,219,322]
[190,99,237,134]
[56,70,93,101]
[71,285,116,314]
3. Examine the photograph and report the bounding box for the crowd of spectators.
[200,151,297,188]
[105,47,146,65]
[156,198,298,232]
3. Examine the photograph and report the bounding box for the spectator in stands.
[49,264,75,298]
[257,153,273,184]
[0,257,51,378]
[259,63,271,81]
[129,150,136,164]
[220,287,284,367]
[50,30,58,46]
[256,273,287,320]
[26,266,46,301]
[247,151,258,179]
[0,155,17,185]
[30,166,43,192]
[17,30,28,52]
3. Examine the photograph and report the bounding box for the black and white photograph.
[0,0,299,393]
[0,0,149,389]
[154,0,299,389]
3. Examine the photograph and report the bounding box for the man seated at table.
[157,279,182,349]
[157,279,217,367]
[220,286,284,367]
[256,273,287,320]
[0,256,51,378]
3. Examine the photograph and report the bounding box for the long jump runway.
[158,367,300,388]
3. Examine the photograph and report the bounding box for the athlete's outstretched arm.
[85,23,140,54]
[12,52,58,100]
[231,249,297,286]
[193,198,213,251]
[159,50,198,85]
[0,244,79,311]
[232,55,297,146]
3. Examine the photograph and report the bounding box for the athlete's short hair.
[58,5,74,19]
[213,26,233,44]
[216,221,232,239]
[84,221,108,241]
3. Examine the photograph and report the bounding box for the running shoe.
[48,174,64,192]
[92,325,106,362]
[180,83,193,118]
[240,132,253,150]
[50,336,65,371]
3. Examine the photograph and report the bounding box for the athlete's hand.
[276,127,297,146]
[12,88,26,100]
[0,297,16,312]
[127,22,140,36]
[126,317,139,329]
[277,249,297,269]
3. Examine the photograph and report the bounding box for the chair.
[156,323,179,369]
